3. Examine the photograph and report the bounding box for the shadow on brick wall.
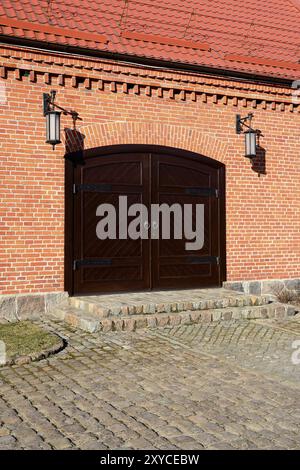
[251,145,266,176]
[64,127,85,165]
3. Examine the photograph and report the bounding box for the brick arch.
[65,121,228,163]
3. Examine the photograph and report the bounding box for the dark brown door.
[70,147,225,294]
[151,153,222,289]
[73,153,150,294]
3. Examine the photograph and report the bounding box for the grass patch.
[0,321,63,365]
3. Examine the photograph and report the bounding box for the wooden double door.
[68,146,225,294]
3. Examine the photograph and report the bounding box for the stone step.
[68,291,271,319]
[48,302,296,334]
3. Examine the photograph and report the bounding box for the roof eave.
[0,34,295,88]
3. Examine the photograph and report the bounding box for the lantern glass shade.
[245,129,257,158]
[46,110,61,148]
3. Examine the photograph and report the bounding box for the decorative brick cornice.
[0,44,299,113]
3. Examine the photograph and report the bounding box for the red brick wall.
[0,45,300,295]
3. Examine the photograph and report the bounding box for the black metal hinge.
[187,256,220,265]
[185,187,219,198]
[73,259,112,270]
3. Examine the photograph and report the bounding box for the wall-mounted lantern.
[43,91,61,150]
[43,90,81,150]
[236,113,258,159]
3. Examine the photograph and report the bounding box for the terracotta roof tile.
[225,54,300,71]
[0,0,299,80]
[120,31,210,51]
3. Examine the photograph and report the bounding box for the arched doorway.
[65,145,226,295]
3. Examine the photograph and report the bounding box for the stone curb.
[0,335,66,367]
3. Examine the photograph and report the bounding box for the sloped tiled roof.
[0,0,300,80]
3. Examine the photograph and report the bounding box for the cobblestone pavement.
[154,318,300,386]
[1,317,300,450]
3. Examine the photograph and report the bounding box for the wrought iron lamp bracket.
[43,90,82,127]
[236,113,255,134]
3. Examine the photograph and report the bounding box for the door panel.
[151,153,220,289]
[73,154,150,294]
